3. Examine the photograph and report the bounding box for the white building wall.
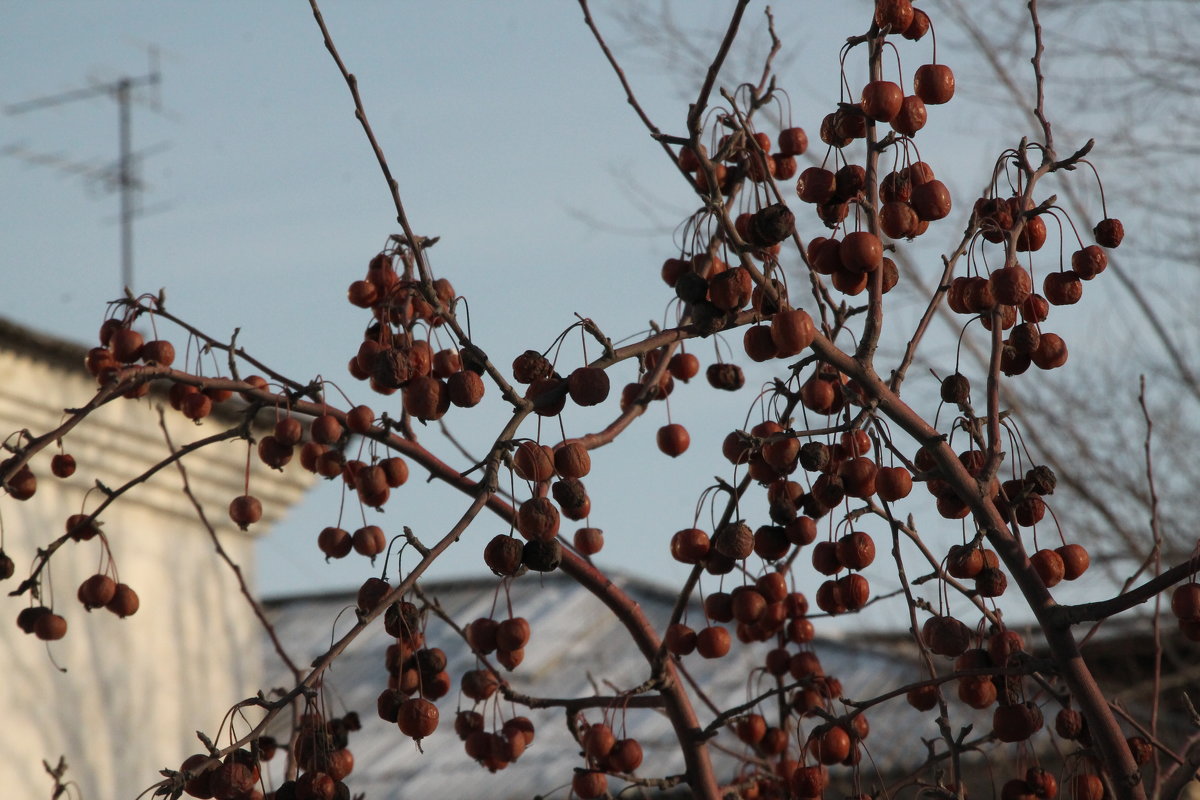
[0,327,311,800]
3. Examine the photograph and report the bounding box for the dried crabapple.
[891,95,928,136]
[771,153,798,180]
[181,393,213,422]
[318,526,353,559]
[904,7,931,39]
[874,0,914,31]
[770,309,816,356]
[696,625,732,658]
[797,167,836,204]
[228,495,262,530]
[526,376,566,417]
[567,366,610,406]
[1093,218,1124,248]
[496,617,531,651]
[1031,332,1068,370]
[708,266,753,310]
[572,771,607,800]
[778,127,808,156]
[351,525,387,557]
[552,441,591,479]
[1031,548,1065,588]
[77,574,117,610]
[907,684,939,711]
[743,325,778,362]
[667,352,699,382]
[311,414,343,445]
[861,80,903,122]
[1057,543,1090,579]
[747,203,796,247]
[34,611,68,641]
[106,583,140,617]
[516,496,560,541]
[448,369,485,407]
[836,531,876,570]
[912,179,952,221]
[345,405,375,434]
[1044,271,1083,306]
[1071,245,1108,280]
[876,466,913,500]
[404,375,450,421]
[50,453,76,478]
[397,698,439,740]
[1171,583,1200,621]
[840,231,883,272]
[1017,215,1048,252]
[521,538,561,572]
[141,339,175,366]
[670,528,710,564]
[513,441,555,483]
[110,328,144,363]
[914,63,955,104]
[706,362,745,391]
[573,526,603,555]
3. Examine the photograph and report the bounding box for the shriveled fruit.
[484,534,523,576]
[513,441,555,483]
[1093,218,1124,248]
[567,366,610,406]
[553,442,591,479]
[517,497,560,541]
[397,698,439,740]
[522,538,561,572]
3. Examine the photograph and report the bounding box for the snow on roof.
[262,572,986,797]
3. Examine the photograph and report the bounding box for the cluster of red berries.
[947,196,1124,376]
[9,512,139,643]
[356,578,443,750]
[179,713,359,800]
[454,709,535,774]
[346,252,483,419]
[730,678,871,798]
[569,721,644,798]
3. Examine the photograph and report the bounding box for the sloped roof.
[262,572,990,798]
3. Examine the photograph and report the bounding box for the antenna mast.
[6,51,162,292]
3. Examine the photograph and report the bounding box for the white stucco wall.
[0,330,311,800]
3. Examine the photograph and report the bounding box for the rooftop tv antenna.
[5,48,163,293]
